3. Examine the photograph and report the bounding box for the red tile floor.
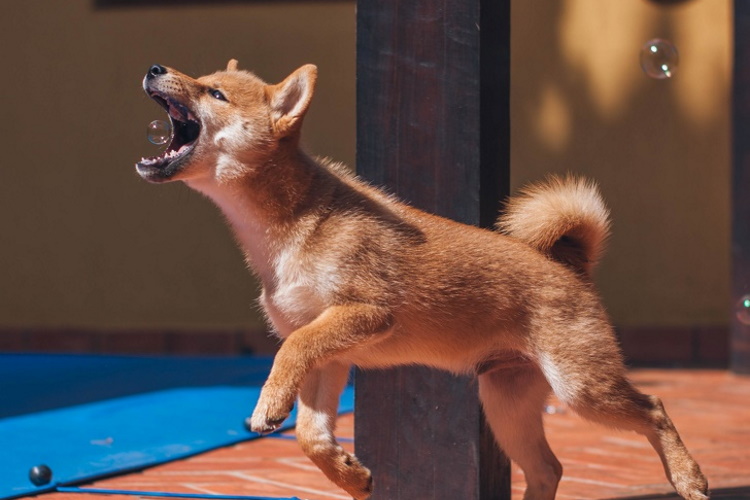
[36,369,750,500]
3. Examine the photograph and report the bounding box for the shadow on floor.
[612,486,750,499]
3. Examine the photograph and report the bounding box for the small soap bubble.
[544,404,566,415]
[147,120,172,145]
[737,295,750,325]
[640,39,678,80]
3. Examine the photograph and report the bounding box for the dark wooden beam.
[355,0,511,498]
[733,1,750,374]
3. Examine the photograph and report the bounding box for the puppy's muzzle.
[147,64,168,79]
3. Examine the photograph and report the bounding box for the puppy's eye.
[209,89,227,101]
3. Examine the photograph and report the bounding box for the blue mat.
[0,354,276,419]
[0,354,354,500]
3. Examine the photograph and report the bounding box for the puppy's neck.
[186,148,333,284]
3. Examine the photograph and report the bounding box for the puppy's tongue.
[169,105,184,121]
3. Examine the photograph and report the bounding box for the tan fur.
[135,61,709,500]
[497,175,611,276]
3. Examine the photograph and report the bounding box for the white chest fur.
[188,179,337,338]
[260,243,336,338]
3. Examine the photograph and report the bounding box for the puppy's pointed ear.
[268,64,317,136]
[226,59,239,71]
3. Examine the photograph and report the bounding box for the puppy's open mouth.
[136,92,201,180]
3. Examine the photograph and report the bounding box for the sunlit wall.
[0,0,731,339]
[512,0,731,327]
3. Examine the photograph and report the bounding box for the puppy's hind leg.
[478,364,562,500]
[572,380,707,499]
[537,341,708,500]
[296,360,373,500]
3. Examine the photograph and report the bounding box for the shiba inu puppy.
[136,60,708,500]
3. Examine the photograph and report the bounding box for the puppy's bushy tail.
[496,175,611,277]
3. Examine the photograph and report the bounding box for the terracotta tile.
[30,370,750,500]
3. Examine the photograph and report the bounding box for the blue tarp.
[0,354,354,499]
[0,353,276,419]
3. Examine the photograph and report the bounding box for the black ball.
[28,464,52,486]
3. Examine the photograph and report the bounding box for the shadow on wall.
[511,0,730,333]
[0,0,355,340]
[0,0,731,362]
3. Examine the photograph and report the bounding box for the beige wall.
[511,0,731,327]
[0,0,731,335]
[0,1,355,331]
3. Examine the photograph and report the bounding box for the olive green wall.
[0,0,731,335]
[0,1,355,331]
[511,0,731,327]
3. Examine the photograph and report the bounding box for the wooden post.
[355,0,512,498]
[733,1,750,374]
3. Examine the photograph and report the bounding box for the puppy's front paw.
[245,413,286,435]
[246,391,296,434]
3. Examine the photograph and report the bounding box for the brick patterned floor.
[35,369,750,500]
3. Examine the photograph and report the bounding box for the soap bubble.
[147,120,172,145]
[640,39,678,79]
[737,295,750,325]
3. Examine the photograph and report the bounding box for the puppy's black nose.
[148,64,167,78]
